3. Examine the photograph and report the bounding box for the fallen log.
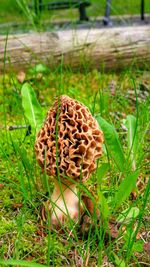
[0,25,150,72]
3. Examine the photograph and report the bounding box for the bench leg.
[103,0,111,25]
[79,4,89,21]
[141,0,145,20]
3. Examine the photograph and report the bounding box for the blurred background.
[0,0,149,32]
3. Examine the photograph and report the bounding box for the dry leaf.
[109,80,117,96]
[102,255,115,267]
[40,204,47,222]
[143,243,150,253]
[108,221,119,239]
[0,184,4,189]
[37,229,47,237]
[82,195,100,217]
[81,215,94,235]
[12,203,23,210]
[136,232,141,240]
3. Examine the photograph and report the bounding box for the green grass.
[0,65,150,266]
[0,0,149,35]
[0,1,150,266]
[0,0,149,24]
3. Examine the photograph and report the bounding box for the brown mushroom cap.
[35,95,103,182]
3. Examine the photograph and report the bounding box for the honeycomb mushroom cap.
[35,95,103,182]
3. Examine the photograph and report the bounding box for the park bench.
[31,0,147,25]
[103,0,146,25]
[32,0,91,21]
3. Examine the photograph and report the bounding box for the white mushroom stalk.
[35,95,103,226]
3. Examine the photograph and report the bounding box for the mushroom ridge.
[35,95,103,182]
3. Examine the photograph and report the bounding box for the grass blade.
[97,163,110,220]
[97,190,110,220]
[96,115,126,172]
[21,83,44,132]
[114,170,139,209]
[0,259,47,267]
[16,0,37,29]
[97,163,110,184]
[123,115,138,170]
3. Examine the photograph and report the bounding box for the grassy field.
[0,0,149,35]
[0,64,150,266]
[0,1,150,267]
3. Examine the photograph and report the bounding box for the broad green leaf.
[123,115,138,170]
[99,90,109,116]
[96,163,110,220]
[0,259,47,267]
[114,170,139,209]
[21,83,44,132]
[95,115,126,172]
[97,163,110,184]
[117,207,139,224]
[29,64,48,74]
[112,253,126,267]
[132,240,144,253]
[97,190,110,220]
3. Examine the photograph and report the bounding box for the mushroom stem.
[49,180,83,225]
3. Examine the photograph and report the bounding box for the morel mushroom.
[35,95,103,225]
